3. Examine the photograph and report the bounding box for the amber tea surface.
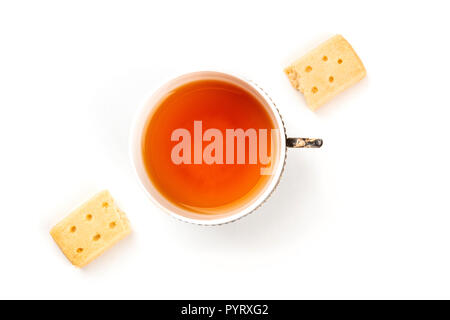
[142,79,277,214]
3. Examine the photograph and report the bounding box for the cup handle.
[286,138,323,148]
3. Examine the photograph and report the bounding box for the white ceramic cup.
[130,71,322,225]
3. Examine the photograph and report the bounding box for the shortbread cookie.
[50,190,131,267]
[285,35,366,110]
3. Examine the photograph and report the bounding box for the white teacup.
[130,71,322,225]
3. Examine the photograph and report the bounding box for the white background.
[1,0,449,299]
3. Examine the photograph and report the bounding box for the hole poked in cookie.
[93,234,101,241]
[329,76,334,83]
[311,87,318,94]
[86,214,93,221]
[305,66,312,72]
[109,222,116,229]
[76,248,83,253]
[337,59,343,64]
[322,56,328,61]
[70,226,77,233]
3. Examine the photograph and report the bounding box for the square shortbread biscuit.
[50,190,131,267]
[285,35,366,110]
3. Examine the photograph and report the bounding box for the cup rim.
[129,71,287,225]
